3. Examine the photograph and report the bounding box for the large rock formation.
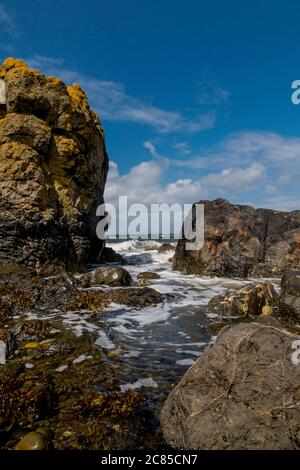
[161,322,300,450]
[0,58,108,273]
[173,198,300,277]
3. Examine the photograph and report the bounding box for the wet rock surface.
[173,198,300,277]
[0,266,169,450]
[0,58,108,274]
[1,243,300,451]
[207,282,282,318]
[137,271,161,286]
[0,273,167,450]
[99,247,127,265]
[15,430,48,450]
[157,243,175,254]
[79,266,132,287]
[161,322,300,450]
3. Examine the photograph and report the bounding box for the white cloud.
[0,3,18,38]
[105,158,205,208]
[105,142,265,208]
[26,55,216,134]
[23,56,300,211]
[170,131,300,183]
[197,80,230,105]
[173,142,192,155]
[143,141,161,159]
[201,163,266,193]
[105,133,300,212]
[223,131,300,165]
[262,195,300,212]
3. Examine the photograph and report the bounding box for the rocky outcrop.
[281,270,300,319]
[173,198,300,277]
[161,322,300,450]
[0,58,108,274]
[207,282,281,318]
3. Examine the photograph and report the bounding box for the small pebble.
[25,363,34,369]
[15,431,46,450]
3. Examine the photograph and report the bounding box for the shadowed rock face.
[281,269,300,319]
[161,322,300,450]
[173,198,300,277]
[0,58,108,274]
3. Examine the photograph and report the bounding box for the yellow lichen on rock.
[262,304,273,316]
[0,57,108,272]
[0,57,40,80]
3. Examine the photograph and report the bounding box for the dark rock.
[0,58,108,274]
[173,198,300,277]
[99,247,127,265]
[79,267,132,287]
[69,287,164,312]
[108,287,163,307]
[207,282,281,318]
[161,322,300,450]
[157,243,175,254]
[137,271,160,286]
[38,272,78,309]
[281,270,300,319]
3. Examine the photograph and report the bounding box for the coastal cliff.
[0,58,108,274]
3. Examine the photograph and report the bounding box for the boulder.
[99,246,127,265]
[0,58,108,273]
[161,322,300,450]
[280,269,300,319]
[69,286,164,311]
[137,271,160,285]
[173,198,300,277]
[79,266,132,287]
[15,431,47,450]
[108,287,163,307]
[207,282,280,318]
[157,243,175,254]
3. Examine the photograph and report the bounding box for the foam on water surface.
[24,239,279,390]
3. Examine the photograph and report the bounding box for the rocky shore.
[0,270,165,450]
[0,57,300,451]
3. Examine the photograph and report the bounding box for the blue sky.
[1,0,300,210]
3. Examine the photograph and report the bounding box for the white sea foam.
[176,358,195,366]
[56,365,68,372]
[120,377,158,391]
[73,354,87,364]
[20,239,278,379]
[95,331,115,350]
